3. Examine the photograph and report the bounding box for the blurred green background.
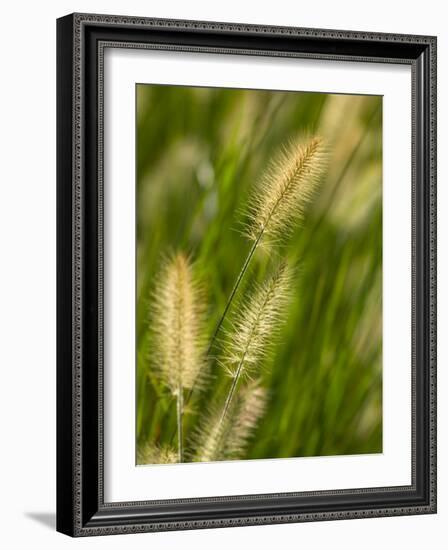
[136,84,382,461]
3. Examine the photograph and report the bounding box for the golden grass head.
[222,261,293,380]
[243,135,327,248]
[225,380,268,459]
[137,443,178,465]
[151,252,207,394]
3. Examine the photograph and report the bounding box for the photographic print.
[136,85,383,465]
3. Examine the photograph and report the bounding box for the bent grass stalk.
[183,136,326,409]
[214,136,325,351]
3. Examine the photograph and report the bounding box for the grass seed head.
[243,135,327,248]
[151,252,207,394]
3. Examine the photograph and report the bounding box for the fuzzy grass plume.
[151,253,207,461]
[243,135,326,248]
[219,261,292,423]
[206,136,325,357]
[190,380,268,462]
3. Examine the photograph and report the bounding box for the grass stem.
[177,386,184,462]
[219,366,241,426]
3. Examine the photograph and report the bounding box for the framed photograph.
[56,13,437,536]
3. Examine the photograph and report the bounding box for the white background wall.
[0,1,445,548]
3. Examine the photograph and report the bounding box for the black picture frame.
[56,13,437,537]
